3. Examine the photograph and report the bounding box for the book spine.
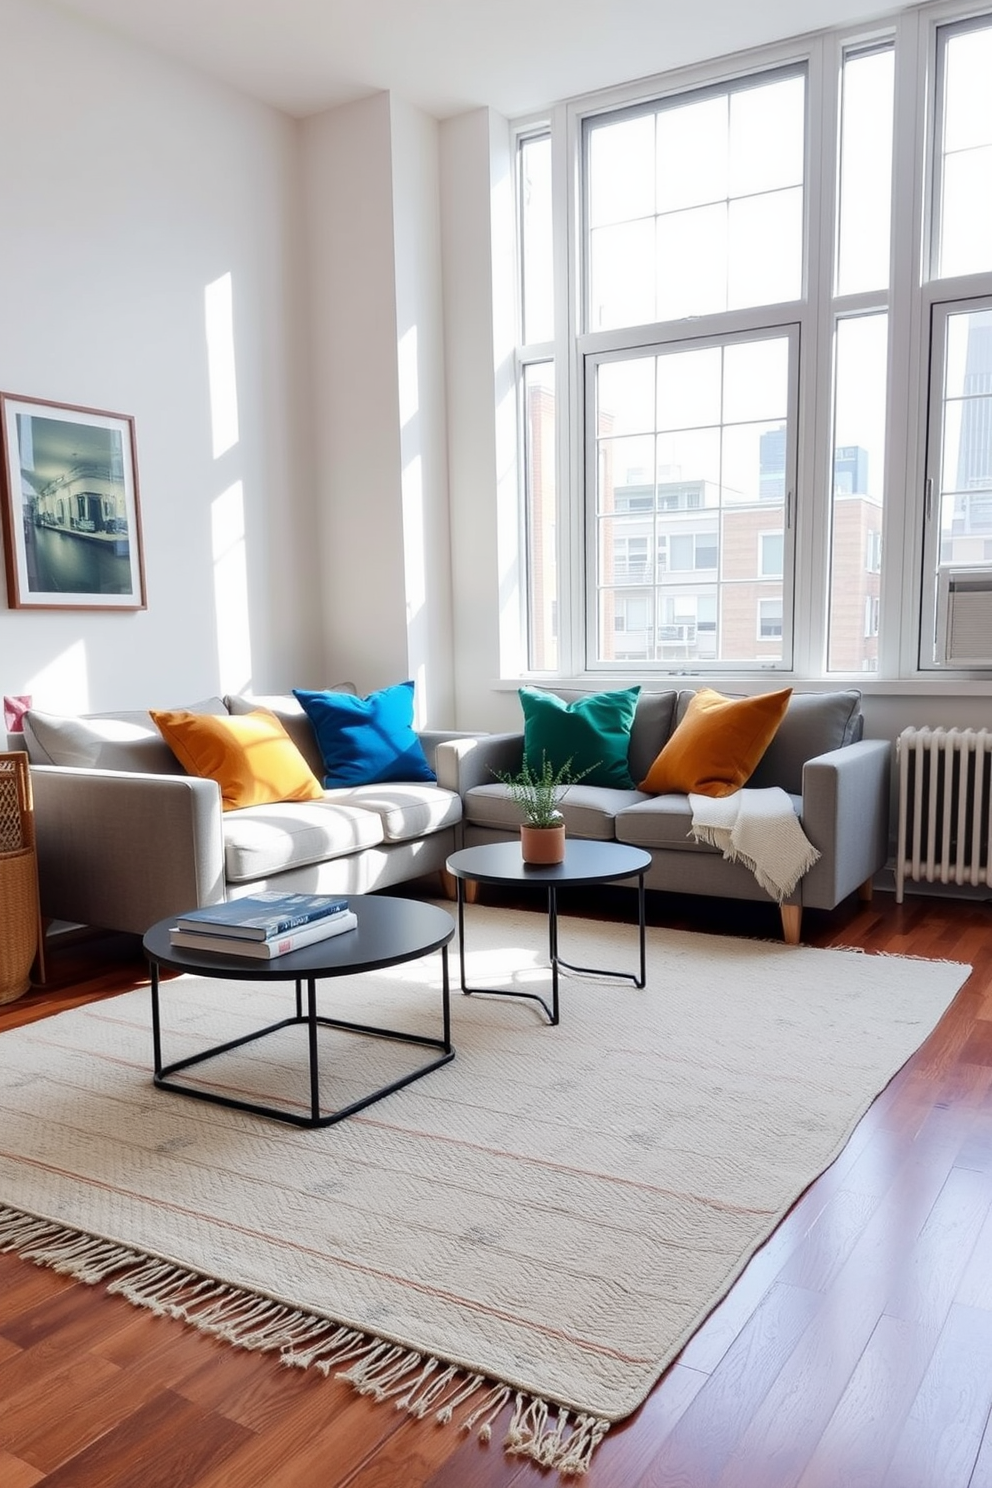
[262,912,358,957]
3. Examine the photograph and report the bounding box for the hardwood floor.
[1,887,991,1486]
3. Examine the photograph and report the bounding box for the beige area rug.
[0,906,971,1474]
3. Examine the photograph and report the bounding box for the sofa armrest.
[799,738,892,909]
[416,729,488,777]
[30,766,226,936]
[434,733,525,795]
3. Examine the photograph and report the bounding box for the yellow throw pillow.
[638,687,793,798]
[151,708,325,811]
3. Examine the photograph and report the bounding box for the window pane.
[589,219,656,330]
[655,428,721,497]
[523,362,557,670]
[837,46,894,296]
[827,314,887,672]
[657,96,728,211]
[520,134,554,344]
[593,332,794,666]
[728,189,804,308]
[938,307,992,564]
[586,67,806,331]
[723,338,789,423]
[598,433,656,511]
[598,357,656,436]
[940,147,992,280]
[656,205,727,320]
[656,346,721,431]
[729,75,805,196]
[588,113,655,227]
[937,21,992,279]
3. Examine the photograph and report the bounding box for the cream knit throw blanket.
[688,787,821,902]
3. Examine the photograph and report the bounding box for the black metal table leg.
[455,869,647,1025]
[457,876,556,1024]
[552,870,647,989]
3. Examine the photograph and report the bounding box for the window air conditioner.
[936,566,992,667]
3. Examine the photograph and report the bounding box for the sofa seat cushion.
[222,800,385,883]
[322,783,462,844]
[615,791,803,851]
[465,783,643,841]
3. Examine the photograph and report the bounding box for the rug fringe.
[0,1203,609,1476]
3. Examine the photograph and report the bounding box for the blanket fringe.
[0,1202,609,1476]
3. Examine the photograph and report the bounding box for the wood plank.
[880,1302,992,1488]
[793,1313,938,1488]
[0,1449,44,1488]
[36,1388,252,1488]
[630,1281,823,1487]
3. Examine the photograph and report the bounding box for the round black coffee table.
[143,895,455,1128]
[445,840,650,1025]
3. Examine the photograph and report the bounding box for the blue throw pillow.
[293,682,436,787]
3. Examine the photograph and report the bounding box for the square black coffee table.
[445,840,650,1025]
[143,895,455,1127]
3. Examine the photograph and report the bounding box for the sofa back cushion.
[23,699,228,774]
[225,692,332,779]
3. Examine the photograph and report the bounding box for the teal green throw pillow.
[520,686,641,790]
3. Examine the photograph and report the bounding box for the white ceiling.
[50,0,906,120]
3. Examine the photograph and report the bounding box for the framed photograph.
[0,392,146,610]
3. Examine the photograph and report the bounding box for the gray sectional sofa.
[446,687,891,943]
[18,693,469,936]
[14,683,891,946]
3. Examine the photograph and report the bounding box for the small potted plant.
[493,754,593,864]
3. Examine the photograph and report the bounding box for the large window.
[515,3,992,680]
[591,331,796,666]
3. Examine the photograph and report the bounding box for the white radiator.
[895,727,992,902]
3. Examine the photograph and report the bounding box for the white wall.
[0,0,319,711]
[301,92,454,724]
[440,108,518,731]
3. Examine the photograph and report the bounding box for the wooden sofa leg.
[438,869,479,904]
[857,876,874,902]
[780,905,801,945]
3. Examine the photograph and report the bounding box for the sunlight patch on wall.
[205,273,240,460]
[27,640,89,712]
[398,325,429,718]
[211,481,252,693]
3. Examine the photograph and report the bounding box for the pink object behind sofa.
[3,695,31,733]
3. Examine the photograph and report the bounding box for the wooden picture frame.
[0,392,146,610]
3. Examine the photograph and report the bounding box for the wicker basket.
[0,752,44,1003]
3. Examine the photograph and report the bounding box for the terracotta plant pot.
[520,823,566,865]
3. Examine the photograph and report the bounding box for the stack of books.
[168,890,357,959]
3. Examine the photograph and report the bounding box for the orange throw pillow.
[151,709,325,811]
[638,687,793,798]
